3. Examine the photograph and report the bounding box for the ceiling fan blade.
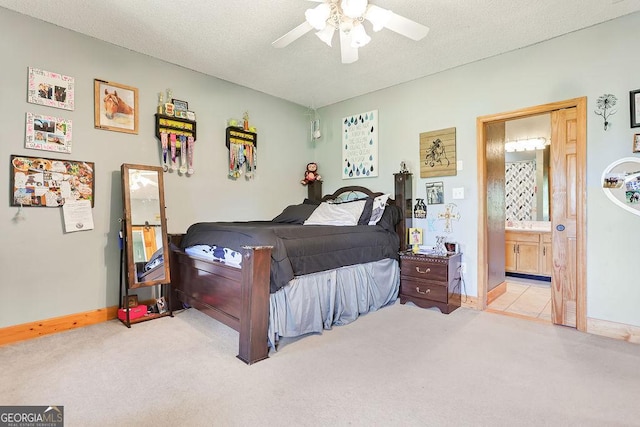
[384,12,429,41]
[272,21,313,48]
[339,30,359,64]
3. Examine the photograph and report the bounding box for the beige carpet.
[1,302,639,426]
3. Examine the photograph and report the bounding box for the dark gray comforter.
[180,221,400,293]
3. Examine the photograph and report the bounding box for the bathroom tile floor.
[487,276,551,321]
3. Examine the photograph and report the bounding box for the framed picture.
[631,89,640,128]
[10,155,95,207]
[342,110,378,179]
[27,67,74,111]
[408,227,423,245]
[633,134,640,153]
[420,127,457,178]
[123,295,139,309]
[94,79,139,134]
[172,99,188,111]
[26,112,72,154]
[426,181,445,204]
[156,296,168,314]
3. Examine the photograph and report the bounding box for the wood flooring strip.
[484,308,552,325]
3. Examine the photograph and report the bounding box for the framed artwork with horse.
[94,79,139,134]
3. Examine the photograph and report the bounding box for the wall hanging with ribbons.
[155,114,196,175]
[225,126,257,180]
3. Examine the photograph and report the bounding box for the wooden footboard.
[169,235,272,364]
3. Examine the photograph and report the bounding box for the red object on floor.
[118,305,147,321]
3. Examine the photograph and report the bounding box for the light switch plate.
[452,187,464,199]
[457,160,463,171]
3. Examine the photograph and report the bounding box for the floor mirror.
[119,163,172,326]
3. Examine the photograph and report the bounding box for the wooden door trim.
[476,97,587,331]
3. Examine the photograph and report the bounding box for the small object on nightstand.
[408,227,423,254]
[435,235,448,255]
[399,251,462,314]
[444,242,459,253]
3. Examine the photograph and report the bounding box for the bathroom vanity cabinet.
[505,230,551,277]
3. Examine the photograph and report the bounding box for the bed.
[168,183,409,364]
[136,248,166,283]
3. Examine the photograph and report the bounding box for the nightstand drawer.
[400,278,448,303]
[400,259,447,281]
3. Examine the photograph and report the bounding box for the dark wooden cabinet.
[399,252,462,314]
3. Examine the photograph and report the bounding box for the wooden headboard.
[320,185,386,202]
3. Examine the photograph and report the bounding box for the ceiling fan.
[272,0,429,64]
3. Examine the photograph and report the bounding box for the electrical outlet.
[452,187,465,199]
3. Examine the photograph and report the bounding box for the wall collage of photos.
[12,67,93,210]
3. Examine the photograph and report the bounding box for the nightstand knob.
[415,287,431,295]
[415,267,431,274]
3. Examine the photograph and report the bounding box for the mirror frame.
[121,163,170,289]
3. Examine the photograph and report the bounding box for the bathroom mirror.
[505,148,550,222]
[121,163,170,288]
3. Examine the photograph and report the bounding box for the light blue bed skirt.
[268,258,399,349]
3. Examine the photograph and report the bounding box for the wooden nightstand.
[399,252,462,314]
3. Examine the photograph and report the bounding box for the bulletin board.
[10,155,95,207]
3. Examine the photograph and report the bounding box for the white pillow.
[368,194,390,225]
[303,200,367,226]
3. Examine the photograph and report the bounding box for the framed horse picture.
[94,79,139,134]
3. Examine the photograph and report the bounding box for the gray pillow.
[272,203,318,224]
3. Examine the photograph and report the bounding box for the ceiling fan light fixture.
[273,0,429,63]
[340,0,368,19]
[365,5,392,32]
[339,19,354,34]
[305,3,331,30]
[315,24,336,47]
[350,23,371,48]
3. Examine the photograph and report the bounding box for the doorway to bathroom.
[476,97,587,331]
[491,113,553,321]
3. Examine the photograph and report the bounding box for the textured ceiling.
[1,0,639,107]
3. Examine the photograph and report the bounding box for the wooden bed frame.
[168,183,410,364]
